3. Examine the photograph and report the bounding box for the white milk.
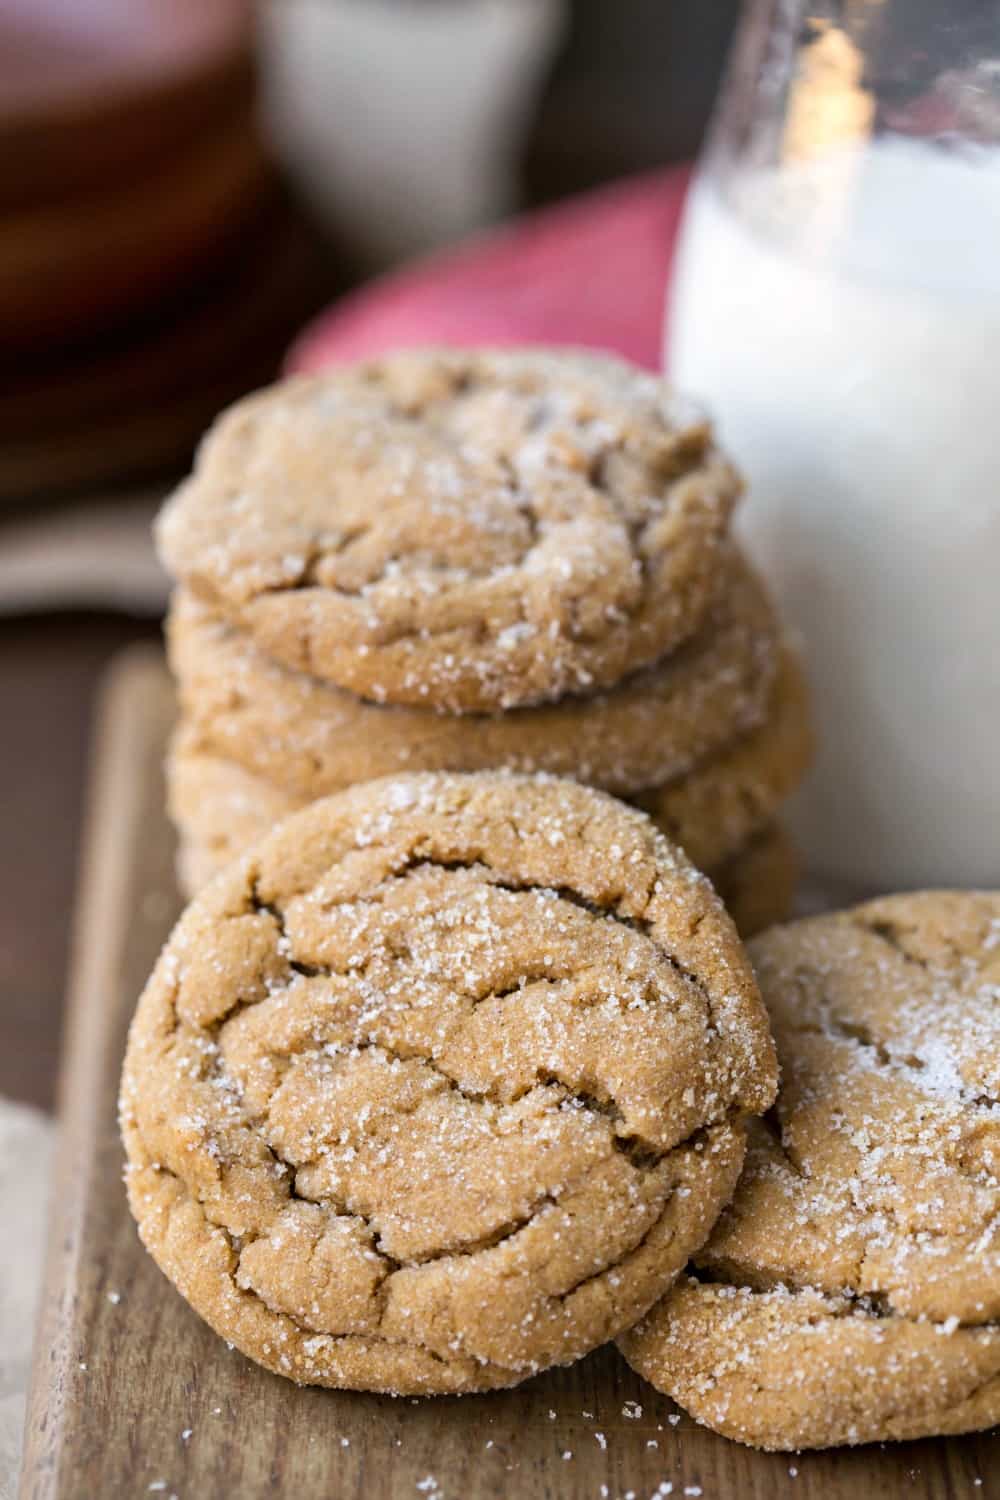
[669,140,1000,889]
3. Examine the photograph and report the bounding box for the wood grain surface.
[18,651,997,1499]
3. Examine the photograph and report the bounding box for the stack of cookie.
[157,348,812,932]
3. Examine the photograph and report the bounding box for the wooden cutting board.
[19,650,995,1499]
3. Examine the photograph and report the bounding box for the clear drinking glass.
[668,2,1000,890]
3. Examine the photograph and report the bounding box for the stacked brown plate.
[0,0,333,501]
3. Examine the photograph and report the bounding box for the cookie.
[156,348,742,712]
[122,772,777,1395]
[166,550,779,806]
[618,892,1000,1449]
[711,824,798,940]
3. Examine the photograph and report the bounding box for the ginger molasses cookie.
[156,348,743,712]
[122,772,777,1395]
[166,550,778,806]
[619,892,1000,1449]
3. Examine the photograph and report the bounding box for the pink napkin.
[287,166,690,374]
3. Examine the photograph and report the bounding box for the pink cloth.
[287,167,690,375]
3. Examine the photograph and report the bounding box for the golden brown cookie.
[122,772,778,1395]
[156,348,743,712]
[711,824,798,939]
[166,551,779,806]
[619,892,1000,1449]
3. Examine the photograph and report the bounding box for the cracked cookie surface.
[166,550,778,806]
[618,892,1000,1449]
[175,814,798,941]
[121,772,777,1394]
[155,348,742,712]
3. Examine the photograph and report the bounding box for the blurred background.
[1,0,739,1111]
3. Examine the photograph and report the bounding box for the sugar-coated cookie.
[619,892,1000,1449]
[122,772,777,1394]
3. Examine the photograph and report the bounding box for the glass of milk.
[669,4,1000,890]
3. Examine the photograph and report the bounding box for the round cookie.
[156,348,743,712]
[122,772,778,1395]
[166,551,779,806]
[618,892,1000,1449]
